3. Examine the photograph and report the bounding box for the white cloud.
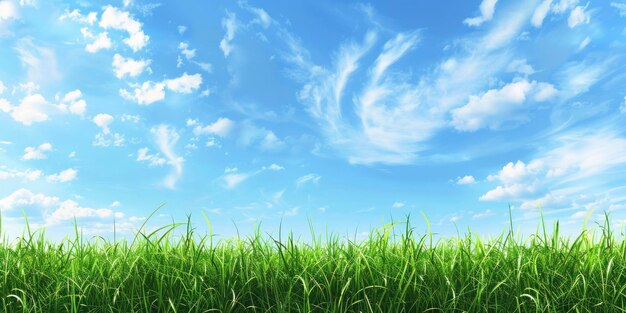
[46,168,78,183]
[46,199,123,225]
[120,81,165,105]
[464,0,499,26]
[531,0,553,27]
[472,209,495,219]
[164,73,202,93]
[0,168,42,181]
[224,173,249,189]
[136,147,166,166]
[456,175,476,185]
[0,81,5,94]
[93,132,125,147]
[151,125,183,189]
[620,96,626,113]
[392,201,405,208]
[220,12,237,57]
[177,25,187,34]
[192,117,235,137]
[85,32,112,53]
[451,79,557,131]
[22,143,52,160]
[93,113,114,134]
[552,0,579,13]
[99,6,149,51]
[178,42,196,60]
[296,173,321,188]
[112,54,150,78]
[59,89,87,116]
[481,127,626,207]
[266,164,284,171]
[0,188,58,211]
[92,114,125,147]
[124,30,149,52]
[59,9,97,25]
[2,90,84,124]
[7,94,53,125]
[122,73,201,104]
[568,5,590,28]
[0,189,123,226]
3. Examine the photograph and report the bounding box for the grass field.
[1,209,626,312]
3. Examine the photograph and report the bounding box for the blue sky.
[1,0,626,240]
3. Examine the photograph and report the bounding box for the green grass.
[1,209,626,312]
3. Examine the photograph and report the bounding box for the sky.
[1,0,626,241]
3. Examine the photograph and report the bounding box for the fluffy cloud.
[178,42,196,60]
[456,175,476,185]
[46,199,124,225]
[191,117,235,137]
[112,54,150,78]
[120,81,165,105]
[0,81,5,94]
[464,0,499,26]
[59,9,97,25]
[392,201,405,208]
[0,168,42,181]
[85,32,112,53]
[99,6,149,51]
[120,73,202,104]
[58,89,87,116]
[451,79,557,131]
[0,188,58,211]
[164,73,202,93]
[92,114,125,147]
[22,143,52,160]
[46,168,78,183]
[8,94,51,125]
[1,90,86,124]
[480,127,626,210]
[93,113,114,134]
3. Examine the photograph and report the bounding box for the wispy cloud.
[151,125,184,189]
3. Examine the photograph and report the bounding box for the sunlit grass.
[1,207,626,312]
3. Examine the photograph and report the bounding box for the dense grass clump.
[1,210,626,312]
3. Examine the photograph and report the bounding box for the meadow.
[1,208,625,312]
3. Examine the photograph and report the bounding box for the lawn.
[1,209,625,312]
